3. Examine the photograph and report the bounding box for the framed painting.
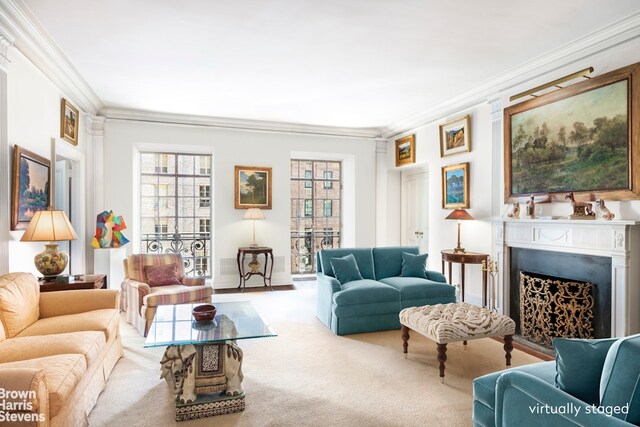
[235,165,272,209]
[60,98,79,145]
[11,145,51,230]
[440,115,471,158]
[442,162,469,209]
[504,62,640,201]
[395,134,415,166]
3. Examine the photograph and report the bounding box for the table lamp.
[445,209,474,254]
[20,208,78,278]
[243,208,265,248]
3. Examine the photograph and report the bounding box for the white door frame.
[401,167,429,251]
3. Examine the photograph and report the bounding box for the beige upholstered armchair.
[122,253,213,336]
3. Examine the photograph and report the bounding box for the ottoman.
[399,302,515,382]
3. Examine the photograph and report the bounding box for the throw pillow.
[329,254,363,285]
[553,337,617,405]
[599,333,640,423]
[144,264,182,287]
[400,252,428,279]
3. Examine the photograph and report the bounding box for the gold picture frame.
[235,165,272,209]
[11,145,51,230]
[440,115,471,158]
[442,162,469,209]
[395,134,415,166]
[60,98,79,146]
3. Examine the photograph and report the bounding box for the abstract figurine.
[92,210,130,248]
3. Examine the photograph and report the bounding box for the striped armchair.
[122,253,213,336]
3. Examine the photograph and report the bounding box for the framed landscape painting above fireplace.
[504,62,640,201]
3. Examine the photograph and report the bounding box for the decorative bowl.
[192,304,217,321]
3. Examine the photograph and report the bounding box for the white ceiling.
[21,0,640,129]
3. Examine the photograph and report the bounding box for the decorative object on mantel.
[243,208,265,248]
[594,199,615,220]
[439,115,471,158]
[442,162,469,208]
[92,210,129,248]
[445,209,474,253]
[60,98,79,146]
[504,62,640,202]
[235,165,272,209]
[481,259,499,312]
[565,192,595,220]
[505,202,520,219]
[11,145,51,230]
[395,134,416,166]
[525,196,535,218]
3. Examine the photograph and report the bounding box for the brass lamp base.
[453,246,466,254]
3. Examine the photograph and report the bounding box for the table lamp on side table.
[445,209,474,254]
[243,208,265,248]
[20,208,78,278]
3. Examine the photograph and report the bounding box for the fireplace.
[495,219,640,339]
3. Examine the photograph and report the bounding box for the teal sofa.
[473,334,640,426]
[316,246,456,335]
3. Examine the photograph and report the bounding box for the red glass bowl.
[192,304,217,321]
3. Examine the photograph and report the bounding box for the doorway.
[401,168,429,252]
[55,158,72,273]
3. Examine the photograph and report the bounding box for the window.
[323,171,333,189]
[304,170,312,188]
[323,200,332,217]
[140,153,212,277]
[304,199,313,216]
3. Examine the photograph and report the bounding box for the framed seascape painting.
[440,115,471,158]
[504,63,640,201]
[442,162,469,209]
[60,98,79,145]
[395,134,415,166]
[11,145,51,230]
[235,165,272,209]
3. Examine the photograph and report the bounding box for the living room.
[1,1,640,426]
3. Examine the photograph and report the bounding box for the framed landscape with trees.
[235,165,272,209]
[11,145,51,230]
[504,62,640,201]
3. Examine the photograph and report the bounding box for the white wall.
[7,49,88,275]
[382,38,640,304]
[103,120,377,288]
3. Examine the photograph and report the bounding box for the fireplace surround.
[495,218,640,337]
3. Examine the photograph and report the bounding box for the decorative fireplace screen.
[519,271,595,348]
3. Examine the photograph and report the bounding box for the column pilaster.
[0,30,14,274]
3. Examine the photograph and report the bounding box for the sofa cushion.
[319,248,375,280]
[473,361,556,412]
[17,308,119,341]
[0,354,87,418]
[333,301,401,317]
[600,333,640,423]
[333,280,399,305]
[126,253,185,282]
[400,252,428,279]
[378,277,455,300]
[144,285,212,307]
[0,331,106,366]
[553,336,618,405]
[330,254,363,285]
[144,264,182,287]
[0,272,39,338]
[371,246,419,280]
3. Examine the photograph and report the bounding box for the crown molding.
[100,107,383,139]
[0,0,102,114]
[381,11,640,139]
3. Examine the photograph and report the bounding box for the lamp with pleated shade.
[445,209,474,254]
[243,208,265,248]
[20,209,78,277]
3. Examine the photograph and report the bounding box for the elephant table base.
[160,341,245,421]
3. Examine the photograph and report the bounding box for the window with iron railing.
[140,152,212,277]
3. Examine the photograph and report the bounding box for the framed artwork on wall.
[442,162,469,209]
[235,165,272,209]
[11,145,51,230]
[504,62,640,201]
[395,134,415,166]
[60,98,79,146]
[440,115,471,158]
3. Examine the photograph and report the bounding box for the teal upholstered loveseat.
[315,246,456,335]
[473,334,640,426]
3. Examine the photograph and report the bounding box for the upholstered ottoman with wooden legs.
[399,302,515,383]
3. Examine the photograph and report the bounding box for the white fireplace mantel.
[494,218,640,337]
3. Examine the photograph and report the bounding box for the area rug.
[89,283,541,426]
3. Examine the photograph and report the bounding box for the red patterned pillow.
[144,264,182,287]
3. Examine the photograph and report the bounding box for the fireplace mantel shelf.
[493,218,640,226]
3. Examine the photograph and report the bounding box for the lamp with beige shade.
[445,209,474,254]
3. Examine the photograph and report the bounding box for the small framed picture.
[440,115,470,158]
[235,165,272,209]
[11,145,51,230]
[60,98,79,145]
[442,162,470,209]
[395,134,415,166]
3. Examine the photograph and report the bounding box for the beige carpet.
[89,283,541,427]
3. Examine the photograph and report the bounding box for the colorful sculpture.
[92,210,129,248]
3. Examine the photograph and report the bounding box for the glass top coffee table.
[144,301,276,421]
